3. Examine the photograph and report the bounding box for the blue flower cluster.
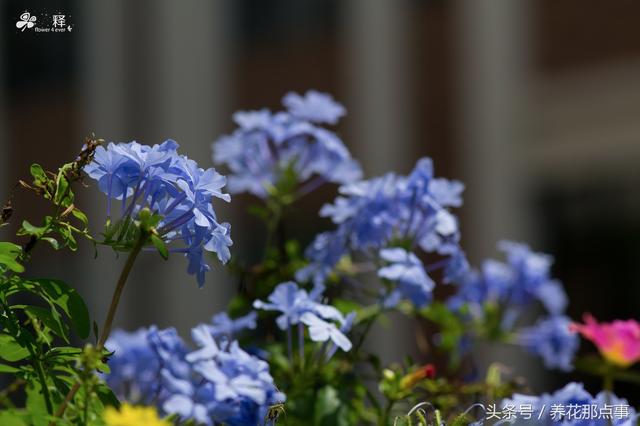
[448,241,567,316]
[500,382,638,425]
[254,281,355,358]
[518,315,579,372]
[447,241,578,370]
[104,319,283,426]
[212,90,362,198]
[102,328,161,404]
[297,157,466,308]
[207,311,257,340]
[84,140,233,287]
[378,248,435,309]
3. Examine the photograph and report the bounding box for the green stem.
[32,351,53,414]
[286,323,293,364]
[352,310,380,356]
[0,300,53,414]
[380,400,395,426]
[435,409,443,426]
[263,202,283,258]
[82,372,91,426]
[97,235,145,348]
[51,233,146,422]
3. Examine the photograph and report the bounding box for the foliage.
[0,93,637,426]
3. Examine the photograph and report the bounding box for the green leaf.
[18,220,48,238]
[0,410,28,426]
[0,255,24,273]
[393,416,411,426]
[22,305,69,343]
[41,237,60,250]
[0,335,30,362]
[150,234,169,260]
[71,207,88,227]
[95,382,121,409]
[0,242,25,273]
[55,225,77,251]
[314,386,341,426]
[30,164,47,185]
[30,279,90,339]
[451,413,476,426]
[0,242,23,255]
[0,364,21,373]
[25,383,49,426]
[54,173,70,205]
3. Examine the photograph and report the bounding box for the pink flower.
[570,314,640,367]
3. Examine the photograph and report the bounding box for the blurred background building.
[2,0,640,401]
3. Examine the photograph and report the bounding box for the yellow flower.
[104,404,170,426]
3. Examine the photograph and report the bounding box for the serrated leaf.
[0,334,30,362]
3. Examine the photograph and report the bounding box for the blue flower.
[448,241,569,323]
[282,90,346,124]
[212,91,361,199]
[500,382,638,425]
[103,328,160,404]
[325,312,356,360]
[300,312,352,352]
[253,281,345,330]
[196,361,268,404]
[295,230,347,287]
[253,281,314,330]
[185,324,221,363]
[254,281,354,360]
[378,248,435,308]
[104,321,284,426]
[208,311,257,339]
[518,316,579,372]
[84,140,232,287]
[301,158,466,292]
